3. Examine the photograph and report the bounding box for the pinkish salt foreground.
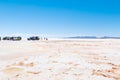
[0,39,120,80]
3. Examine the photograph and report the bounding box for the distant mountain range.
[64,36,120,39]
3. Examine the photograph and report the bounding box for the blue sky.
[0,0,120,37]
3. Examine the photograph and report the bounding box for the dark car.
[10,36,22,41]
[3,37,10,40]
[27,36,40,40]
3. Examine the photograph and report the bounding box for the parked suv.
[27,36,39,40]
